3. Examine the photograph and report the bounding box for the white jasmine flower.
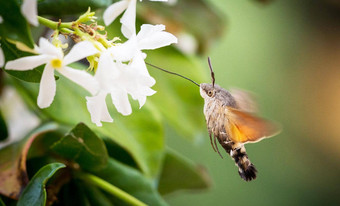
[103,0,168,38]
[86,51,156,126]
[21,0,39,26]
[110,24,177,58]
[86,51,132,126]
[109,24,176,105]
[110,24,177,77]
[86,24,176,126]
[6,38,99,108]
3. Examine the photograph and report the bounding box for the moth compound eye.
[207,90,213,97]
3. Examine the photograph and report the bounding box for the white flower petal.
[96,51,119,90]
[110,90,132,116]
[130,52,154,80]
[140,86,157,96]
[137,24,177,50]
[5,55,50,71]
[58,66,99,95]
[21,0,38,26]
[116,64,156,108]
[137,24,165,40]
[38,38,62,58]
[0,16,3,24]
[137,96,146,108]
[0,48,4,67]
[138,74,156,88]
[86,92,113,127]
[103,0,129,26]
[130,86,156,108]
[108,36,137,62]
[63,41,99,65]
[120,0,137,38]
[139,32,177,50]
[37,64,56,108]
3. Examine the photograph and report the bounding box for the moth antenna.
[207,57,215,87]
[146,62,200,87]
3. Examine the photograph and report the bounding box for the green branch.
[38,16,73,30]
[77,173,147,206]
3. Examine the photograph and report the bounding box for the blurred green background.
[163,0,340,205]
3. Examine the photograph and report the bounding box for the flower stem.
[37,16,73,30]
[77,173,147,206]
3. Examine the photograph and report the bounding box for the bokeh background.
[162,0,340,205]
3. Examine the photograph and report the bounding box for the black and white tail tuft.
[231,147,257,181]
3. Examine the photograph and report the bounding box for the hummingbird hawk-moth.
[146,58,280,181]
[199,58,279,181]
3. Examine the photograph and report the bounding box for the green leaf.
[27,130,66,160]
[0,110,8,141]
[146,47,207,141]
[0,123,58,199]
[0,0,34,48]
[158,149,211,195]
[26,156,60,179]
[103,137,138,169]
[1,39,43,83]
[91,158,167,206]
[17,163,66,206]
[38,0,111,17]
[140,0,225,53]
[51,123,109,172]
[13,71,165,178]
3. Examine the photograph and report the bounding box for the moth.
[146,58,280,181]
[199,58,279,181]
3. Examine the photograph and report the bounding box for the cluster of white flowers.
[2,0,177,126]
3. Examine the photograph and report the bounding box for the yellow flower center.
[50,58,62,69]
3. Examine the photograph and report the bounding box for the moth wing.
[229,88,258,113]
[225,107,280,144]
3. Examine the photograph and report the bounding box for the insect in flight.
[146,58,280,181]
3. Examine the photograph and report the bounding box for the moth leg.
[209,132,217,152]
[214,135,223,159]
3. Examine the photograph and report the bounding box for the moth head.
[200,83,216,99]
[200,57,217,99]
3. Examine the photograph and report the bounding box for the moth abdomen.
[231,147,257,181]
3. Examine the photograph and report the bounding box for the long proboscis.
[146,62,200,87]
